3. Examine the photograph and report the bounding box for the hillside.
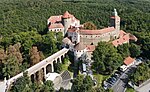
[0,0,149,36]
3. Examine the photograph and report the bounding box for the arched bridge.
[7,48,69,85]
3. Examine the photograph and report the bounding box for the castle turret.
[62,11,72,35]
[110,9,120,38]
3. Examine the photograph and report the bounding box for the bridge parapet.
[6,48,69,89]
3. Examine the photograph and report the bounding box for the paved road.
[136,78,150,92]
[112,65,136,92]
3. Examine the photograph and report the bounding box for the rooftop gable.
[48,23,64,29]
[124,56,135,65]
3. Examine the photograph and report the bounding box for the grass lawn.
[61,59,74,77]
[93,74,109,87]
[125,88,135,92]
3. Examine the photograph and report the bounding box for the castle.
[47,9,137,61]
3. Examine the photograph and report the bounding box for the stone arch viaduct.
[7,48,69,85]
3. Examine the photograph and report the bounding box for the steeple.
[110,8,120,38]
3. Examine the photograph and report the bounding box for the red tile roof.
[74,42,86,50]
[120,30,127,37]
[62,37,71,44]
[79,27,115,35]
[112,30,137,47]
[110,16,120,19]
[48,23,64,29]
[112,33,129,47]
[62,11,73,18]
[129,34,138,41]
[68,27,78,32]
[124,56,135,65]
[48,15,62,23]
[86,45,95,52]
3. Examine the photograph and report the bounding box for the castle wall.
[79,30,118,45]
[68,31,80,44]
[74,49,87,60]
[49,28,64,33]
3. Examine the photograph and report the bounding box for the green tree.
[129,43,141,57]
[92,42,123,75]
[2,55,20,78]
[83,22,97,30]
[11,72,32,92]
[82,75,93,92]
[29,46,41,66]
[134,32,150,59]
[41,32,58,56]
[54,61,63,73]
[40,80,55,92]
[117,43,130,59]
[130,63,150,86]
[72,75,93,92]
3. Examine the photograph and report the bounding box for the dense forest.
[0,0,149,91]
[0,0,149,57]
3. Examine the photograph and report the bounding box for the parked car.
[135,58,142,65]
[103,83,112,90]
[120,65,128,72]
[114,73,120,78]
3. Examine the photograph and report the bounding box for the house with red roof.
[124,56,136,67]
[47,11,80,36]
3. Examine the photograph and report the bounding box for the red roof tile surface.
[110,16,120,19]
[124,56,135,65]
[112,30,128,47]
[74,42,86,50]
[48,23,64,29]
[129,34,138,41]
[62,37,71,44]
[79,27,115,35]
[86,45,95,52]
[48,15,62,23]
[112,30,137,47]
[68,27,78,32]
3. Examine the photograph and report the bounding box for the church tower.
[110,9,120,38]
[62,11,72,36]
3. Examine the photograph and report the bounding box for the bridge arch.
[46,64,52,73]
[31,74,35,83]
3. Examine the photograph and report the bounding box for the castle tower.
[62,11,72,36]
[110,9,120,38]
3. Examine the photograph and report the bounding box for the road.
[112,65,136,92]
[136,78,150,92]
